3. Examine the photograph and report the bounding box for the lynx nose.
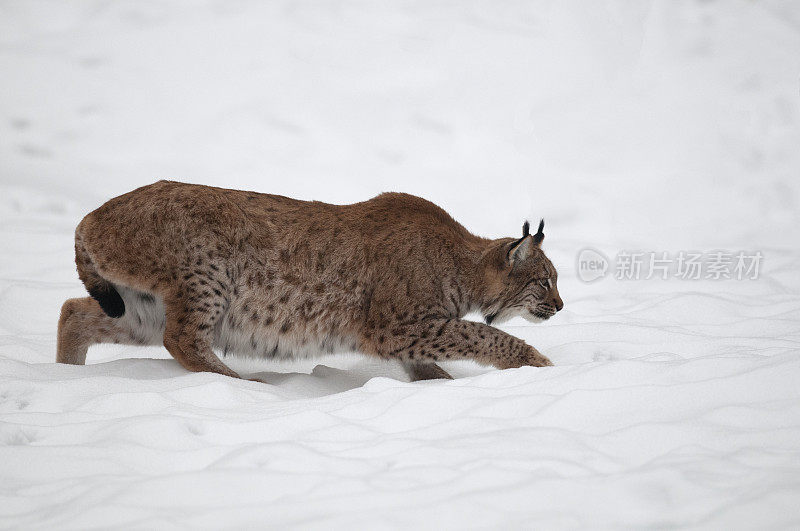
[553,295,564,312]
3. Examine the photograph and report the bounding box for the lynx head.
[481,219,563,325]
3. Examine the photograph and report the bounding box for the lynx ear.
[532,218,544,247]
[507,221,534,265]
[508,236,534,265]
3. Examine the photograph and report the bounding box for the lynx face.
[483,220,564,325]
[506,249,562,323]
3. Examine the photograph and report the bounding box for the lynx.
[57,181,563,381]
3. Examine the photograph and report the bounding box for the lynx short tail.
[74,225,125,318]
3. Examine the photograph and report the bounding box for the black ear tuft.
[522,220,530,237]
[533,218,545,245]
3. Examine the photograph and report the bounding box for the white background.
[1,1,799,528]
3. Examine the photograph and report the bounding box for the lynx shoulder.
[57,180,562,381]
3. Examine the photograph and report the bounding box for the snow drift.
[1,1,800,528]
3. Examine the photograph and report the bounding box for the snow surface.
[2,1,800,528]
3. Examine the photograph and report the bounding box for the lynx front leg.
[373,319,552,370]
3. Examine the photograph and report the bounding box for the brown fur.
[57,181,563,381]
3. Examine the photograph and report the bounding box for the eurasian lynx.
[57,181,562,381]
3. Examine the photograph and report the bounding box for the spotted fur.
[57,180,563,381]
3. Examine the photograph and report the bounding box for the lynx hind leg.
[57,296,159,365]
[402,360,453,381]
[162,290,240,380]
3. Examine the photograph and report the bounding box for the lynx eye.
[536,278,553,289]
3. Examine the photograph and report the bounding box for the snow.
[2,1,800,528]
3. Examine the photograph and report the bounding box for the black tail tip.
[89,286,125,318]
